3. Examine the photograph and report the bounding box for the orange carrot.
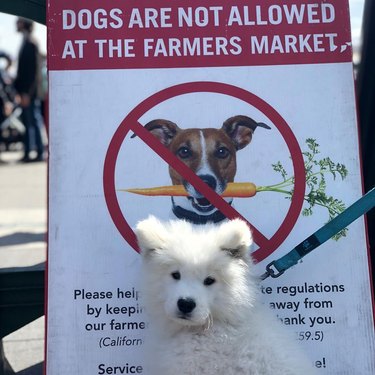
[122,185,188,197]
[222,182,257,197]
[119,182,257,198]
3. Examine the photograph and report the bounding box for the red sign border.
[103,81,306,262]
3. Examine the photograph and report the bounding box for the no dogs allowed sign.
[47,1,375,374]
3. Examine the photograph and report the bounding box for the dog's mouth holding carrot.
[130,115,270,224]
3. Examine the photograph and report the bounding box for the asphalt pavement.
[0,149,47,374]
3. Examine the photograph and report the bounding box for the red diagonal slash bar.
[130,120,269,248]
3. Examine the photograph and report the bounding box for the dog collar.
[172,198,228,224]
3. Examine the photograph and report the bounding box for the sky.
[0,1,366,65]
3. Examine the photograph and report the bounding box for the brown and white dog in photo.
[140,115,270,224]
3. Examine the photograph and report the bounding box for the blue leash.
[260,187,375,280]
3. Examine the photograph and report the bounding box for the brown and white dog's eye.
[214,147,230,159]
[177,146,192,159]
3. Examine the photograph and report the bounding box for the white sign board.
[47,1,375,374]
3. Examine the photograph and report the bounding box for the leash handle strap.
[262,187,375,280]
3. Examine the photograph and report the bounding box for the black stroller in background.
[0,56,25,152]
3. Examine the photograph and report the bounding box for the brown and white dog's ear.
[132,119,180,147]
[222,115,271,150]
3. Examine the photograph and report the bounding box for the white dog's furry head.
[135,217,256,330]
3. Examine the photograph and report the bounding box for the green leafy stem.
[257,138,348,240]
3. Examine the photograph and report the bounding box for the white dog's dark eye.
[203,276,216,286]
[171,271,181,280]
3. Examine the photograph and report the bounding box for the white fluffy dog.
[135,217,316,375]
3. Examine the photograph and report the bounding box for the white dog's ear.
[218,219,252,259]
[135,216,169,257]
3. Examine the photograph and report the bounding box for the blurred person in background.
[14,17,45,162]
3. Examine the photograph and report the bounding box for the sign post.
[47,1,375,374]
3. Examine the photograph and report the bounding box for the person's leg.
[32,100,45,159]
[20,104,32,161]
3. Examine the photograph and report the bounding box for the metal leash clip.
[260,261,285,280]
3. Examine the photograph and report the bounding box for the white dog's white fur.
[135,217,316,375]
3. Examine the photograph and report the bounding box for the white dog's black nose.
[177,298,196,314]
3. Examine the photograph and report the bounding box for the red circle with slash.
[103,82,306,263]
